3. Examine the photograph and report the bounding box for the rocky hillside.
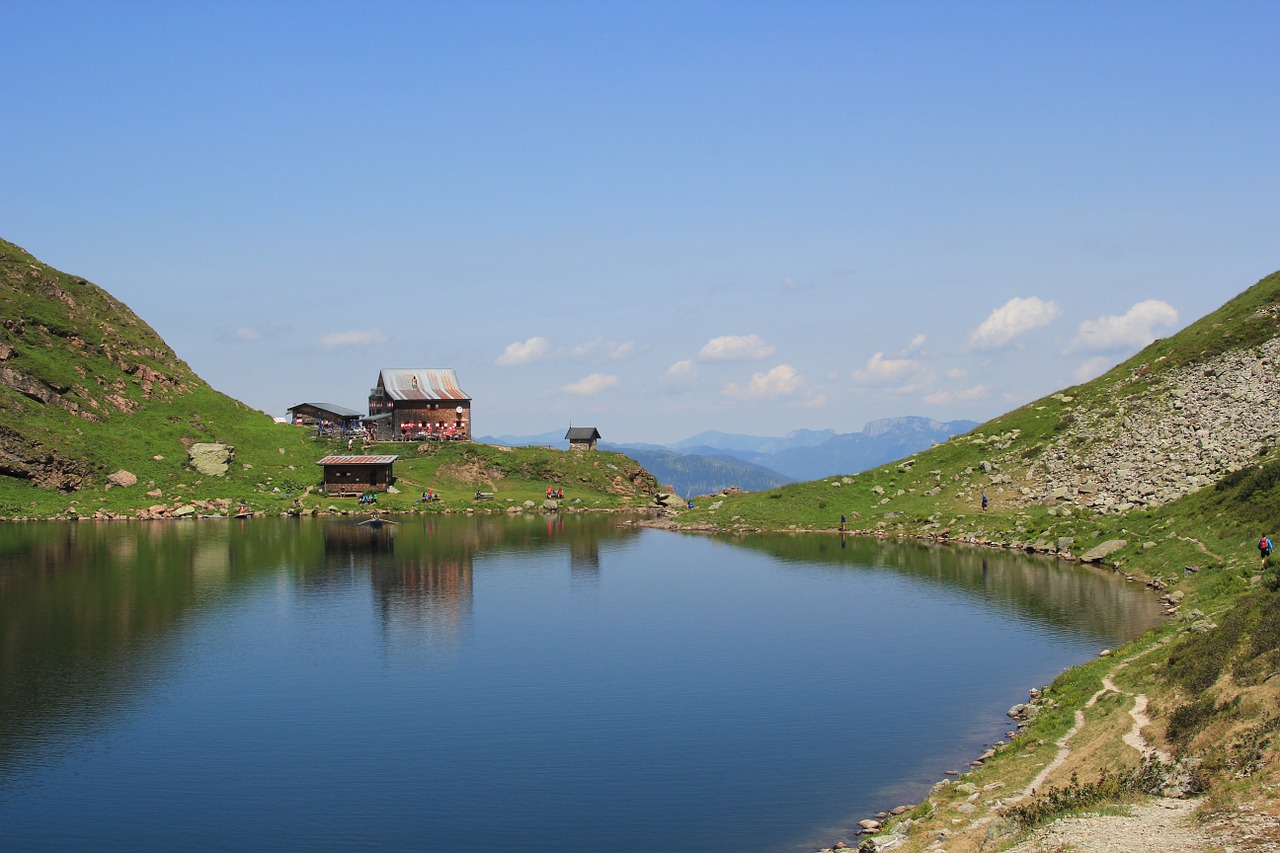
[0,238,207,489]
[980,275,1280,517]
[1028,335,1278,513]
[675,270,1280,551]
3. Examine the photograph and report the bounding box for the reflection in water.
[720,532,1159,644]
[0,515,636,776]
[0,517,1164,853]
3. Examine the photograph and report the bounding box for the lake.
[0,514,1163,852]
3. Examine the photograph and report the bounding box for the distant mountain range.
[479,416,978,497]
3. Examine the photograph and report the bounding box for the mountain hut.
[367,368,471,440]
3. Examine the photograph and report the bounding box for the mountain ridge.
[480,416,979,495]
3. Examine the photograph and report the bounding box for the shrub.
[1166,696,1222,747]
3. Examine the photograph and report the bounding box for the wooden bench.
[474,491,494,501]
[325,486,369,498]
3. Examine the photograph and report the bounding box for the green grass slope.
[674,270,1280,588]
[0,239,660,518]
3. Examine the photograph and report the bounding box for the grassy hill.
[672,272,1280,588]
[0,239,661,518]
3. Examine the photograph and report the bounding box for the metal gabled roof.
[288,402,364,419]
[316,455,400,466]
[377,369,470,402]
[565,427,601,441]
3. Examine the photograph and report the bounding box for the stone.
[172,505,196,518]
[187,443,234,477]
[107,470,137,487]
[1080,539,1128,562]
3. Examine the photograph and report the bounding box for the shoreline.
[7,511,1258,851]
[639,518,1193,853]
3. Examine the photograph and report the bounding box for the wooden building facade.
[368,369,472,440]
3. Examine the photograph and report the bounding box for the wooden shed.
[317,455,399,496]
[565,427,601,451]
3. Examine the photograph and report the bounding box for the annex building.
[286,402,363,435]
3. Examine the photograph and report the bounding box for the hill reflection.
[0,516,1159,793]
[716,532,1163,642]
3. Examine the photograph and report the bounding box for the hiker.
[981,492,988,511]
[840,513,846,531]
[1260,536,1274,563]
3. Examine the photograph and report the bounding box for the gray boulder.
[1080,540,1128,563]
[188,443,234,476]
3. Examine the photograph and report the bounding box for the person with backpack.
[1260,536,1274,563]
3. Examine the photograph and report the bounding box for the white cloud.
[563,373,619,396]
[923,385,990,405]
[904,333,927,354]
[573,338,638,360]
[1073,355,1115,382]
[853,352,918,385]
[722,364,805,400]
[945,367,968,380]
[699,334,776,361]
[234,326,263,341]
[664,359,698,383]
[969,296,1061,350]
[496,336,551,366]
[320,329,387,349]
[1066,300,1179,353]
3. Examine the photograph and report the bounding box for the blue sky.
[3,0,1277,444]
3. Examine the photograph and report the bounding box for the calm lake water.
[0,515,1163,852]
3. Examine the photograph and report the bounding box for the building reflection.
[320,521,474,644]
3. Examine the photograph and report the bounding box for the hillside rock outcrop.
[1023,335,1280,513]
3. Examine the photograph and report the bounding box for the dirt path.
[817,652,1280,853]
[1011,661,1165,802]
[999,657,1279,853]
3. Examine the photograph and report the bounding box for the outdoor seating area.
[397,422,466,441]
